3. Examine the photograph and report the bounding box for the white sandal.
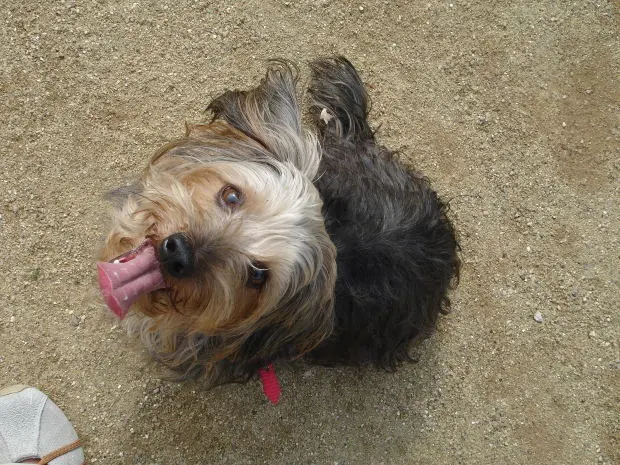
[0,385,84,465]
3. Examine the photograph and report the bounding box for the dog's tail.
[308,56,373,141]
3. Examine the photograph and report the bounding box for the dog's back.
[308,58,460,367]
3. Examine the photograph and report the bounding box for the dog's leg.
[308,56,373,142]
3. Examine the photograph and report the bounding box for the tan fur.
[99,121,336,377]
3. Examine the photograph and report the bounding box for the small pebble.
[9,316,15,323]
[589,330,596,338]
[533,311,543,323]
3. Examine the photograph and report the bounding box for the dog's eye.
[247,264,268,288]
[220,185,242,207]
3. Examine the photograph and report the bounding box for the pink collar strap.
[258,364,281,405]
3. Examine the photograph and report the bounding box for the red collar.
[258,364,281,405]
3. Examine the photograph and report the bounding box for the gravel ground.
[0,1,618,464]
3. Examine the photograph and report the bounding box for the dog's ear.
[207,61,320,178]
[103,183,142,207]
[271,235,337,358]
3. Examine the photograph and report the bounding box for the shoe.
[0,385,84,465]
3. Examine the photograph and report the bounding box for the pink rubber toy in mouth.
[97,239,165,319]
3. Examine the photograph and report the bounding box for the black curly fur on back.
[307,57,460,368]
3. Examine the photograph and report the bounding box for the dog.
[97,57,460,386]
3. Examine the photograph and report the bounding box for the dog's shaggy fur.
[99,57,460,385]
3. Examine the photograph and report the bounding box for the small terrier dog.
[97,57,460,385]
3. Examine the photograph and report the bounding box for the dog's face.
[98,65,336,363]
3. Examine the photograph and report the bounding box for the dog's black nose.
[159,233,194,278]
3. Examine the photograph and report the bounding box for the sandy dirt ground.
[1,1,618,464]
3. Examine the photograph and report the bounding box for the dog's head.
[98,63,336,368]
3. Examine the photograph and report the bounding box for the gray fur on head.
[207,61,321,179]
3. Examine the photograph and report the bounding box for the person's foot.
[0,385,84,465]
